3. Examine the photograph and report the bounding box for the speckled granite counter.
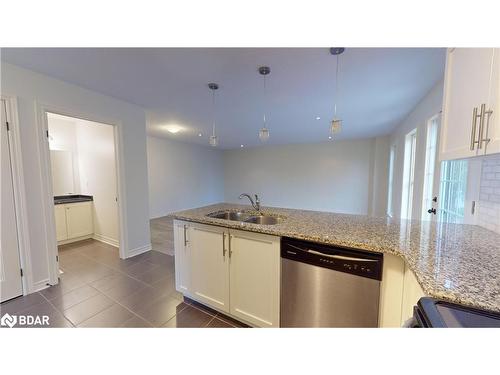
[170,203,500,313]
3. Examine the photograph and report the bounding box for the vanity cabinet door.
[66,201,93,239]
[173,220,191,295]
[190,223,230,313]
[54,204,68,241]
[229,229,280,327]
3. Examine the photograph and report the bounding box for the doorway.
[1,98,23,302]
[45,112,122,279]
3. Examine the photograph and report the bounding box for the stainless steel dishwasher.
[281,237,383,327]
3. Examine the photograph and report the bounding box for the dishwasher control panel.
[281,237,383,281]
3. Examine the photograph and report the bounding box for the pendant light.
[330,48,345,136]
[258,66,271,142]
[208,83,219,147]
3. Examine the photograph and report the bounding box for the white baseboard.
[31,278,51,294]
[57,234,93,245]
[126,243,152,258]
[93,233,119,248]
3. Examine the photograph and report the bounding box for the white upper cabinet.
[440,48,499,160]
[173,220,191,295]
[229,229,280,328]
[486,50,500,155]
[190,222,230,313]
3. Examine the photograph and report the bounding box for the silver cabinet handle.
[228,234,233,258]
[470,106,479,150]
[478,103,493,150]
[183,225,189,246]
[222,232,227,257]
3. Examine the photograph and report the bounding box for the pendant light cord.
[263,73,267,127]
[334,53,339,118]
[212,88,216,136]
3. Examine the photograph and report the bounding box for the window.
[439,159,468,223]
[421,115,439,220]
[401,129,417,220]
[387,145,396,217]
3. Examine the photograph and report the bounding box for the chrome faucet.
[239,193,261,212]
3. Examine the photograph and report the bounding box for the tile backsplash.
[476,155,500,234]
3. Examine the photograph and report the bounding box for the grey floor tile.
[0,292,46,315]
[133,266,172,285]
[50,285,100,311]
[16,301,73,328]
[77,303,134,328]
[162,305,213,328]
[135,295,188,327]
[62,293,114,326]
[119,315,154,328]
[206,317,235,328]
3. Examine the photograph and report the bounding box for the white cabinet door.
[190,223,230,313]
[173,220,191,295]
[485,49,500,155]
[400,266,425,325]
[54,204,68,241]
[65,201,93,238]
[229,229,280,327]
[440,48,495,160]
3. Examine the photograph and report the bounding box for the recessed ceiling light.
[316,116,321,120]
[198,133,202,137]
[328,136,332,140]
[164,124,183,134]
[240,144,244,148]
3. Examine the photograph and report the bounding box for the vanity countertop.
[170,203,500,313]
[54,194,93,205]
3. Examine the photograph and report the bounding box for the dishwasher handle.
[282,238,383,281]
[288,244,379,263]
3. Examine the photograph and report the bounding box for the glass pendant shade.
[330,119,342,134]
[209,134,218,147]
[259,127,270,142]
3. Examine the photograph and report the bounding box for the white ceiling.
[1,48,445,149]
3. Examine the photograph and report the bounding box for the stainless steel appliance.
[281,237,383,327]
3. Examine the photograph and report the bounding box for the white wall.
[47,115,81,193]
[147,136,224,218]
[223,138,389,216]
[76,119,119,245]
[389,80,444,220]
[1,63,151,291]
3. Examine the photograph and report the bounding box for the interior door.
[1,99,23,302]
[190,223,230,313]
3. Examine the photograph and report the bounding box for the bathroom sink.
[244,215,282,225]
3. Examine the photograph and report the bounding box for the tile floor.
[150,216,175,255]
[1,239,245,328]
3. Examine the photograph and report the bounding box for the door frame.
[1,95,32,295]
[35,101,129,285]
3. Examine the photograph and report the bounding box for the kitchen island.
[170,203,500,325]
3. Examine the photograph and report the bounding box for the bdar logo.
[1,313,17,328]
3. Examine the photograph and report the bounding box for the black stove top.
[414,297,500,328]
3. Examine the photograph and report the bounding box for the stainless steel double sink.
[206,210,283,225]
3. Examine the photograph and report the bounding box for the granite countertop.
[54,194,93,205]
[170,203,500,313]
